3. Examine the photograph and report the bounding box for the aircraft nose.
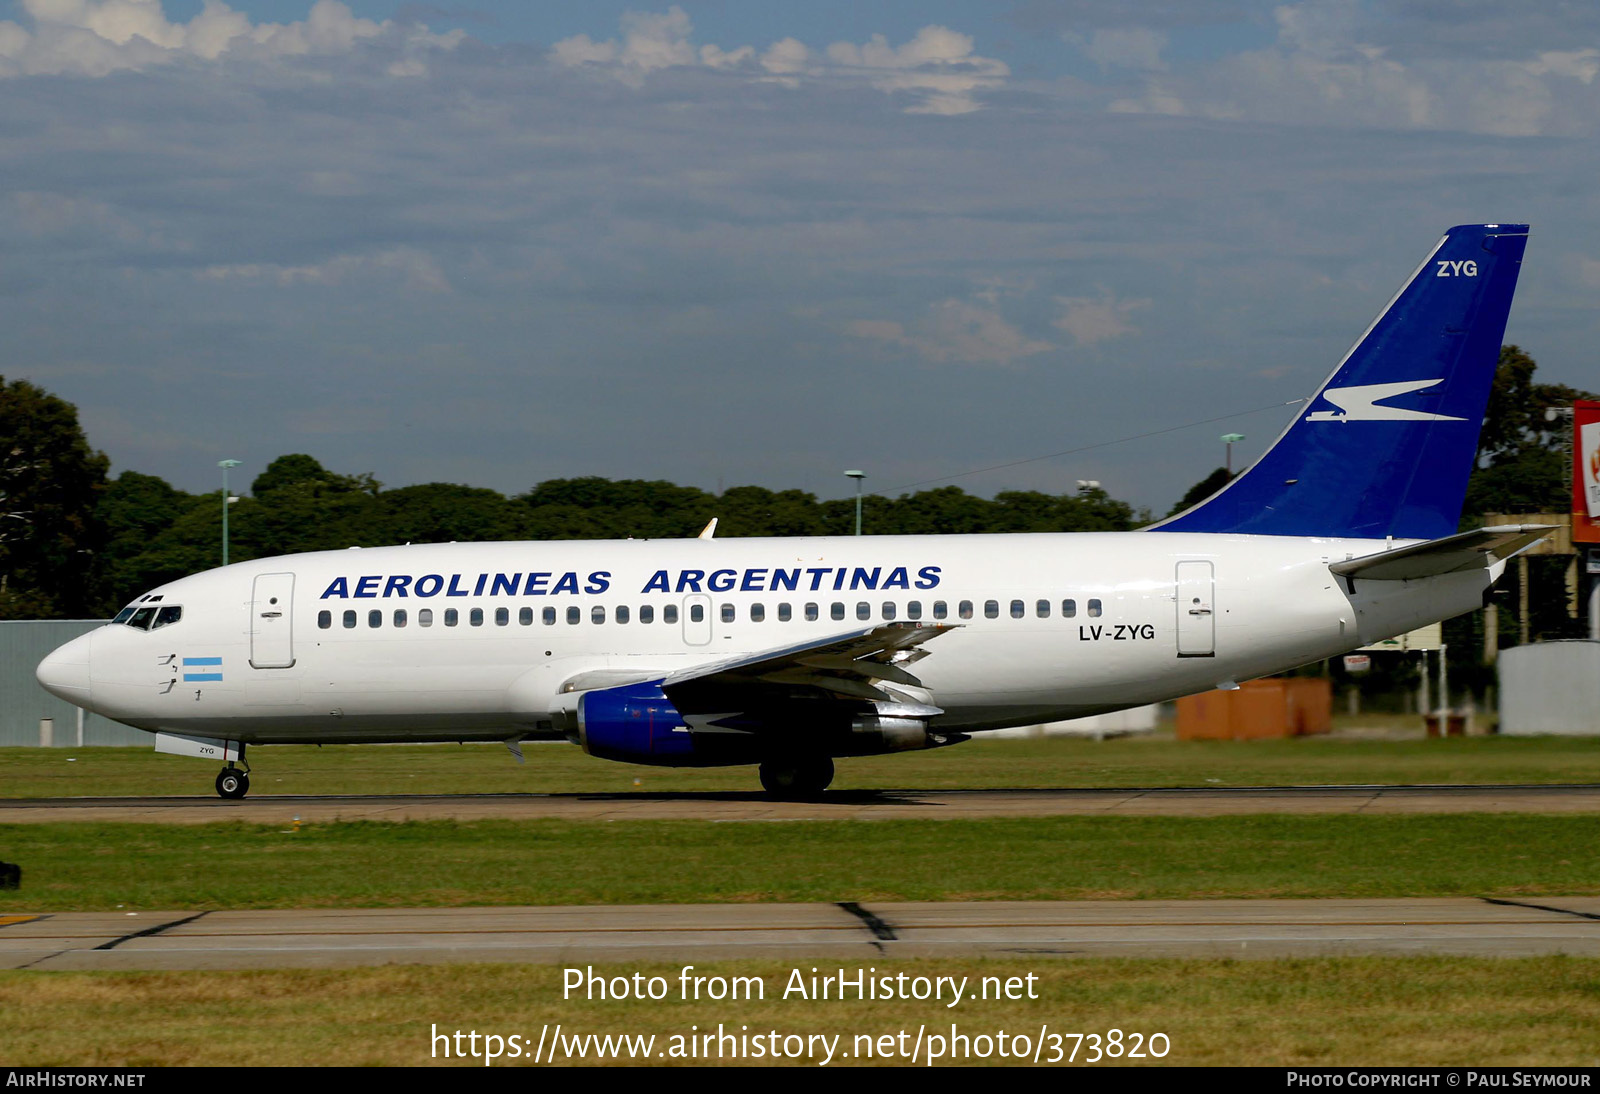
[36,632,94,707]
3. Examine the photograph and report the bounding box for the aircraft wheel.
[760,755,834,800]
[216,769,249,800]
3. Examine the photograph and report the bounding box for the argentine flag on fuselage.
[1153,223,1528,541]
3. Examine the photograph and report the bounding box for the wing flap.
[660,621,959,701]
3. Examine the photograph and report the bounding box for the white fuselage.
[38,531,1492,749]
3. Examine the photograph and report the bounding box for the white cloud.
[850,298,1052,366]
[1103,0,1600,137]
[824,25,1010,115]
[1074,27,1168,72]
[0,0,464,79]
[200,247,450,293]
[1052,292,1149,347]
[551,11,1008,114]
[550,5,695,86]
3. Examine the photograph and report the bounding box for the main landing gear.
[759,755,834,800]
[215,764,250,800]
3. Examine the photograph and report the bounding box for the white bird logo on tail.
[1305,379,1464,422]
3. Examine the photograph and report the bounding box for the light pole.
[1220,433,1245,475]
[845,470,866,536]
[219,459,241,566]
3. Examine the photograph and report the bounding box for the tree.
[95,471,204,611]
[1166,468,1234,518]
[1463,345,1598,519]
[252,454,379,500]
[0,377,109,618]
[376,483,523,545]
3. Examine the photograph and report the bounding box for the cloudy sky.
[5,1,1598,512]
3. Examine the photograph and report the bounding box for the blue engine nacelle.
[575,681,695,765]
[570,680,761,767]
[561,680,956,768]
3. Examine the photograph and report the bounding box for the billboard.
[1573,401,1600,543]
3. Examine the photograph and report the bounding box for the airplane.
[37,223,1548,800]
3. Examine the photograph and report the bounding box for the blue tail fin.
[1153,223,1528,540]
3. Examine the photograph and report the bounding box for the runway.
[4,897,1600,970]
[4,783,1600,823]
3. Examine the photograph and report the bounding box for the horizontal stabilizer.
[1329,525,1556,581]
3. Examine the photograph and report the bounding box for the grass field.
[5,956,1600,1066]
[2,814,1596,910]
[6,730,1600,799]
[7,732,1598,1069]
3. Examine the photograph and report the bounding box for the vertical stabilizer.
[1154,224,1528,540]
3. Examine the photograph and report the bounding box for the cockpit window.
[117,603,181,630]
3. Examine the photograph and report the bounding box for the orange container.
[1176,678,1332,740]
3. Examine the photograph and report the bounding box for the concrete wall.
[1499,640,1600,736]
[0,621,149,746]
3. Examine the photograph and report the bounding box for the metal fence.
[0,621,149,746]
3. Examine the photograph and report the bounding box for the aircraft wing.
[661,621,959,703]
[1330,524,1556,581]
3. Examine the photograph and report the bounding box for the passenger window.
[1036,599,1050,618]
[778,603,791,622]
[933,601,947,619]
[664,604,679,624]
[856,602,871,620]
[1008,600,1022,619]
[958,600,973,619]
[690,604,704,623]
[592,606,606,624]
[1062,599,1076,618]
[881,602,896,620]
[444,609,458,627]
[906,601,922,620]
[751,603,765,622]
[617,605,630,624]
[153,605,182,629]
[318,610,332,630]
[343,610,357,629]
[419,609,434,627]
[721,603,735,623]
[470,608,484,627]
[1088,599,1102,618]
[369,609,382,628]
[640,605,654,624]
[495,607,508,626]
[805,602,818,621]
[567,606,580,624]
[984,600,999,619]
[520,607,533,626]
[394,609,408,628]
[831,603,845,620]
[543,607,556,625]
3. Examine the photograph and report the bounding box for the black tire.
[759,755,834,799]
[216,769,249,800]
